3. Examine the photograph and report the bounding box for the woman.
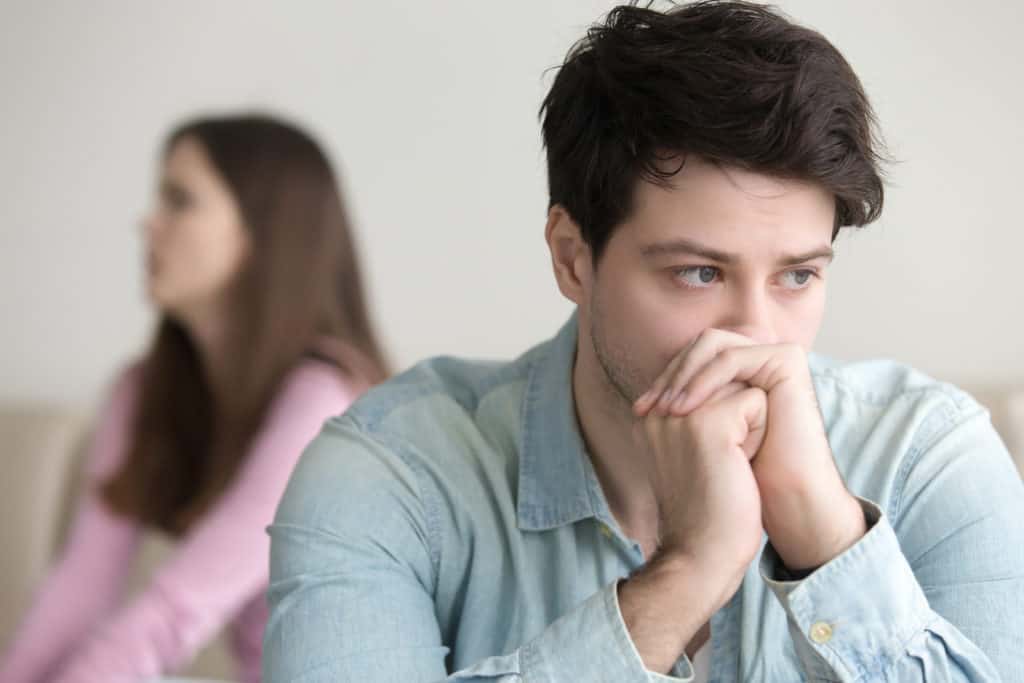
[0,114,389,683]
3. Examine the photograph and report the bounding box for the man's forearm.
[617,552,733,675]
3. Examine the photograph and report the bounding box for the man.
[264,2,1024,681]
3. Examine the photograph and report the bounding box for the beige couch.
[1,388,1023,681]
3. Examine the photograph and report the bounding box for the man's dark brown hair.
[540,0,886,263]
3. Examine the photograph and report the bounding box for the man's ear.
[545,205,592,305]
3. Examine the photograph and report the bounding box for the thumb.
[706,386,768,461]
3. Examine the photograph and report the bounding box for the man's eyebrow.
[776,247,835,266]
[640,238,834,266]
[640,239,736,263]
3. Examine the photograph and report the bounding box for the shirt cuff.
[520,581,694,682]
[759,496,934,680]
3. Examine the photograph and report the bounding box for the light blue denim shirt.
[265,313,1024,682]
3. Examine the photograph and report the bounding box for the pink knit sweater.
[0,359,357,683]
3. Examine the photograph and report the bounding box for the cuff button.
[810,621,834,644]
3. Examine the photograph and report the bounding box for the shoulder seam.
[890,399,989,521]
[341,412,443,595]
[811,370,974,409]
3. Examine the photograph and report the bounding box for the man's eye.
[780,269,816,290]
[675,266,720,288]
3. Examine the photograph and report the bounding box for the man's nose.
[716,287,777,344]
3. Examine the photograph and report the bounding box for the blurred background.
[2,0,1023,407]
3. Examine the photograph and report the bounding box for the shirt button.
[810,622,834,644]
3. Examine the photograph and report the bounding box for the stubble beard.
[588,294,649,416]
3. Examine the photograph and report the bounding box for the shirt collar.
[517,311,613,532]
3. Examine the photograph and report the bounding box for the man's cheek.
[662,329,703,364]
[648,343,688,380]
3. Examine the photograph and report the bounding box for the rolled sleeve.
[513,582,693,682]
[760,497,1002,681]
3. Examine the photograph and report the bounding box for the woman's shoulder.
[237,360,364,479]
[269,357,363,419]
[84,359,146,480]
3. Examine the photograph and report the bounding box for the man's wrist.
[770,491,868,572]
[617,551,728,673]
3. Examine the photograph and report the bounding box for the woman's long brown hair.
[101,114,389,535]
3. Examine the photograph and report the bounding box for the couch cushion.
[965,387,1024,475]
[0,404,87,648]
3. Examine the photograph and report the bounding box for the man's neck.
[572,342,660,550]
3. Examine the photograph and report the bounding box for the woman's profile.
[0,113,389,683]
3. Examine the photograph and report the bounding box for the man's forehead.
[627,163,832,236]
[617,205,834,266]
[639,157,827,208]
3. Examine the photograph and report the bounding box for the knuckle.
[643,415,659,436]
[680,410,713,440]
[671,363,691,385]
[677,411,700,433]
[718,346,740,364]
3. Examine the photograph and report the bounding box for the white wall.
[1,0,1021,406]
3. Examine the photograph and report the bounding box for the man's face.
[581,156,835,406]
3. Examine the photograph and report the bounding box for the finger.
[631,418,654,464]
[740,415,768,461]
[676,344,791,415]
[668,329,755,404]
[653,331,723,414]
[634,342,692,415]
[664,380,747,416]
[704,386,768,460]
[637,329,758,416]
[639,408,664,455]
[658,329,755,415]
